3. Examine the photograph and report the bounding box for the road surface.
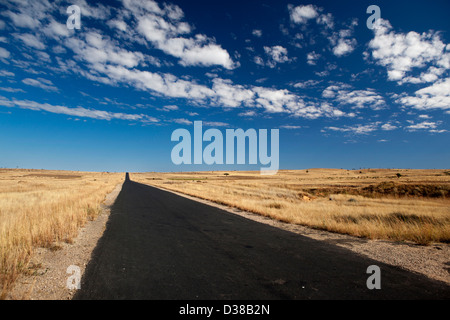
[74,174,450,300]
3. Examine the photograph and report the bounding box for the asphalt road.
[74,174,450,300]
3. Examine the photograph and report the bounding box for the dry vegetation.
[0,169,123,299]
[1,168,449,298]
[133,169,450,246]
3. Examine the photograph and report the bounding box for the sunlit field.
[0,169,123,299]
[2,168,449,298]
[133,169,450,246]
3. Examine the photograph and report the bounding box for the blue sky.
[0,0,449,172]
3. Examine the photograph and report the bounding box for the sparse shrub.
[268,202,283,209]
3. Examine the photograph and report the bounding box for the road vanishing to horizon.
[2,0,450,307]
[74,174,449,300]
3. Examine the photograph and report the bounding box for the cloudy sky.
[0,0,449,172]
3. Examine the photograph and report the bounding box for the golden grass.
[0,169,123,299]
[133,169,450,246]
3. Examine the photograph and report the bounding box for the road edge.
[146,183,450,286]
[6,182,124,300]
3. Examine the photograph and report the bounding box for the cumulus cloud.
[328,21,358,57]
[322,84,386,110]
[306,51,320,65]
[65,31,146,69]
[405,121,446,133]
[381,123,398,131]
[129,0,236,69]
[368,19,450,84]
[0,0,379,123]
[288,4,319,24]
[264,46,290,68]
[289,4,357,57]
[332,37,357,57]
[396,78,450,111]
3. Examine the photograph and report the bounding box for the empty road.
[74,174,450,300]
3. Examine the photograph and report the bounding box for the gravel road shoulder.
[155,185,450,286]
[7,181,449,299]
[6,183,123,300]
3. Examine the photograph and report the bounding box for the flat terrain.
[133,169,450,245]
[0,169,123,298]
[1,168,449,299]
[75,176,450,299]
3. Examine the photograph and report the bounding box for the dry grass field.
[133,168,450,246]
[0,169,123,299]
[1,168,449,298]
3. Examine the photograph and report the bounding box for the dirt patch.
[6,183,123,300]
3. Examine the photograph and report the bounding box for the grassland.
[1,168,449,298]
[133,168,450,246]
[0,169,123,299]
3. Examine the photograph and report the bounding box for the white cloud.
[3,10,40,29]
[2,0,365,122]
[203,121,229,127]
[65,32,145,69]
[3,97,159,123]
[326,122,381,135]
[316,13,334,29]
[368,19,450,84]
[406,121,439,131]
[72,0,111,20]
[280,125,301,129]
[306,51,320,65]
[22,78,58,92]
[161,105,179,112]
[328,23,358,57]
[289,5,357,57]
[264,46,290,68]
[212,78,255,108]
[252,29,263,37]
[131,2,236,69]
[0,87,25,93]
[0,47,10,59]
[322,84,385,110]
[396,78,450,111]
[254,56,264,66]
[332,38,357,57]
[14,33,45,50]
[107,19,128,32]
[172,118,192,125]
[381,123,397,131]
[0,70,14,77]
[292,80,321,88]
[238,110,257,117]
[288,4,319,24]
[43,20,70,39]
